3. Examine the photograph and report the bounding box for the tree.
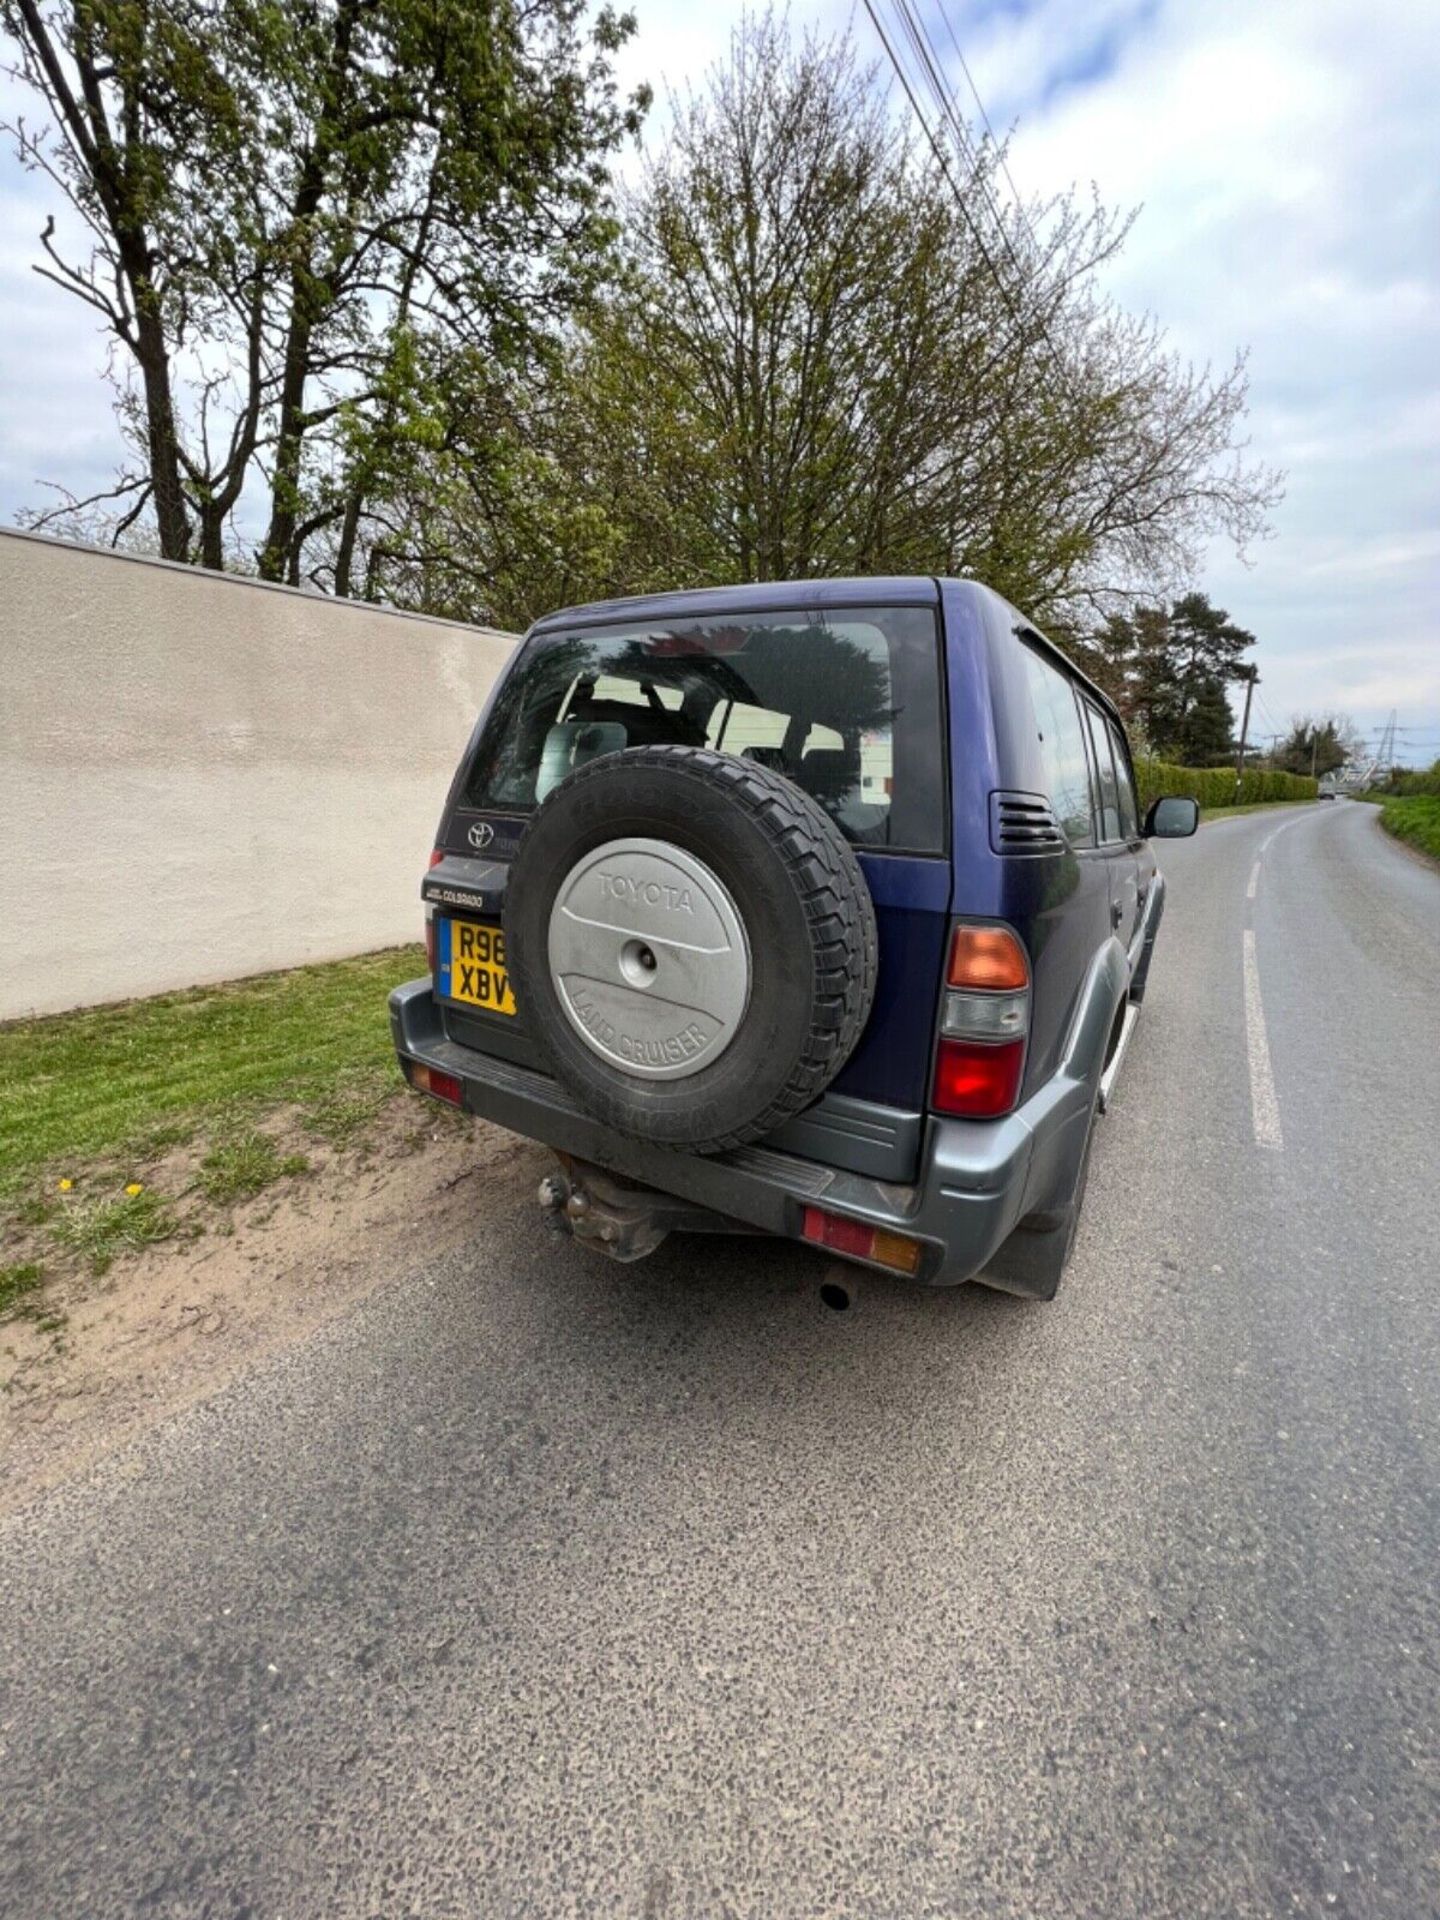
[359,13,1281,625]
[1078,592,1254,764]
[2,0,647,574]
[4,7,1282,622]
[1161,592,1253,764]
[1274,714,1358,779]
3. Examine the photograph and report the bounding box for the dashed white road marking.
[1258,809,1315,857]
[1242,929,1283,1151]
[1251,804,1321,898]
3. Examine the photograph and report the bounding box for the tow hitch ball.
[537,1170,619,1248]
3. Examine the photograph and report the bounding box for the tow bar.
[537,1155,761,1264]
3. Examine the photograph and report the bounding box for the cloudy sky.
[3,0,1436,763]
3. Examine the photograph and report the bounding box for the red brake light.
[428,848,445,869]
[931,1036,1025,1118]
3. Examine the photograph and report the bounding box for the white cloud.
[973,0,1440,757]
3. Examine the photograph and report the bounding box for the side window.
[1022,650,1095,848]
[707,700,789,754]
[587,674,683,710]
[1106,717,1139,840]
[1083,702,1122,844]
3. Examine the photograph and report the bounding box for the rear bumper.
[391,980,1094,1287]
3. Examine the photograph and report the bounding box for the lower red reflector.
[410,1062,463,1106]
[931,1036,1025,1117]
[802,1206,872,1258]
[800,1207,924,1276]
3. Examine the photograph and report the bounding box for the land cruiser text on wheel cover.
[504,745,879,1153]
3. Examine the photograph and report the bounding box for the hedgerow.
[1133,759,1318,814]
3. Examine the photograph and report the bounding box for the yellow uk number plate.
[438,919,516,1016]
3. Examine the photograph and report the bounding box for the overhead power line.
[858,0,1085,415]
[929,0,1037,251]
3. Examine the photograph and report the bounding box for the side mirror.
[1144,794,1200,839]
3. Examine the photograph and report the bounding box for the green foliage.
[196,1133,310,1206]
[1272,714,1357,778]
[1377,770,1440,797]
[1081,594,1255,765]
[1134,759,1317,814]
[50,1188,179,1275]
[1374,795,1440,860]
[6,8,1279,625]
[443,18,1277,628]
[3,0,647,574]
[301,1069,395,1150]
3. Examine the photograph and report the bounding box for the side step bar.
[1097,1001,1140,1113]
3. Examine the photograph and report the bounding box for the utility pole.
[1234,667,1258,794]
[1310,729,1319,781]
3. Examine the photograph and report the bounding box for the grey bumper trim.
[391,980,1083,1286]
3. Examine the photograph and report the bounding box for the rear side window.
[1083,702,1123,843]
[1106,716,1140,839]
[1021,648,1095,848]
[463,606,945,852]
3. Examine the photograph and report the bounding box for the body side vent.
[989,790,1066,856]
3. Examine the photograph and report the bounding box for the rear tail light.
[932,1036,1026,1117]
[801,1206,924,1276]
[406,1060,464,1107]
[931,923,1031,1118]
[940,989,1027,1039]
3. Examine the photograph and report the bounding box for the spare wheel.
[504,745,878,1154]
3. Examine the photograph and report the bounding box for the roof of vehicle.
[527,575,1123,730]
[527,576,941,633]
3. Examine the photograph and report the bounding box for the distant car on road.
[392,579,1198,1299]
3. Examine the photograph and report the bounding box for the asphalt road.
[3,800,1438,1920]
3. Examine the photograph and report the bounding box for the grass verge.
[0,946,432,1327]
[0,945,424,1195]
[1368,793,1440,863]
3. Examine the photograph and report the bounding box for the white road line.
[1247,862,1260,899]
[1259,809,1315,856]
[1242,929,1283,1151]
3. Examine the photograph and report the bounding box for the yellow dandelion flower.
[58,1177,73,1192]
[124,1182,144,1197]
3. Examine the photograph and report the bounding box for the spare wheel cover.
[547,837,751,1080]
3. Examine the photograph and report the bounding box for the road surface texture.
[3,800,1438,1920]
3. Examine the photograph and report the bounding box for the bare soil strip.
[2,1101,545,1515]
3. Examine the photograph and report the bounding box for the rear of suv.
[391,577,1197,1298]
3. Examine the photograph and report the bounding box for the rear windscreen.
[462,605,946,853]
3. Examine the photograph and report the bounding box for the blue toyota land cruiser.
[391,578,1198,1299]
